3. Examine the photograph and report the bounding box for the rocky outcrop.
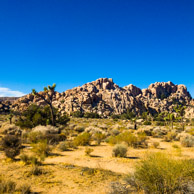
[9,78,193,117]
[0,101,12,114]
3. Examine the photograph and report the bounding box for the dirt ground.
[0,137,193,193]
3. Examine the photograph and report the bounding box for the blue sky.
[0,0,193,97]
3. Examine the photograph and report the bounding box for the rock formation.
[8,78,193,117]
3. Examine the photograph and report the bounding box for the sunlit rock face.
[9,78,193,117]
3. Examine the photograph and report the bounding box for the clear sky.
[0,0,193,97]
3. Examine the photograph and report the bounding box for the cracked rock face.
[7,78,193,117]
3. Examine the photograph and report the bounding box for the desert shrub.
[20,154,39,165]
[59,142,70,151]
[164,131,177,142]
[108,132,147,148]
[84,112,100,119]
[180,135,194,147]
[31,140,51,161]
[152,141,160,148]
[93,132,106,145]
[0,177,16,193]
[119,110,136,120]
[134,132,148,148]
[28,130,66,145]
[1,135,21,159]
[152,127,167,138]
[126,152,194,193]
[112,144,127,158]
[27,131,44,143]
[111,114,120,121]
[108,181,130,194]
[57,114,70,125]
[71,111,84,118]
[172,144,180,149]
[110,129,120,136]
[32,125,59,135]
[155,121,165,126]
[81,167,97,175]
[85,147,94,156]
[73,132,91,146]
[29,165,43,176]
[44,134,64,145]
[0,123,22,136]
[143,121,151,125]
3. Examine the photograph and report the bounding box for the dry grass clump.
[20,154,39,165]
[85,147,94,156]
[0,123,22,136]
[0,176,31,194]
[125,152,194,193]
[112,144,128,158]
[31,140,51,161]
[29,165,43,176]
[18,184,31,194]
[0,176,16,193]
[152,141,160,148]
[32,125,59,135]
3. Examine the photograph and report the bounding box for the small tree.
[32,84,56,126]
[174,105,186,130]
[164,113,175,129]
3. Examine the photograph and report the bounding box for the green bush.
[93,132,106,145]
[71,111,84,118]
[1,135,21,159]
[143,121,151,125]
[84,112,100,118]
[16,104,70,129]
[108,131,148,148]
[155,121,165,126]
[20,154,39,165]
[112,144,127,157]
[126,152,194,193]
[73,132,91,146]
[31,140,51,161]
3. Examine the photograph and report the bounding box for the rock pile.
[9,78,193,117]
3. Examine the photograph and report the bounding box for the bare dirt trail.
[45,144,143,174]
[45,140,194,175]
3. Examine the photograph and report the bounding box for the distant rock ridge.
[6,78,193,117]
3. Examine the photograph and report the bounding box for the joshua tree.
[32,84,56,126]
[164,113,175,129]
[174,105,186,130]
